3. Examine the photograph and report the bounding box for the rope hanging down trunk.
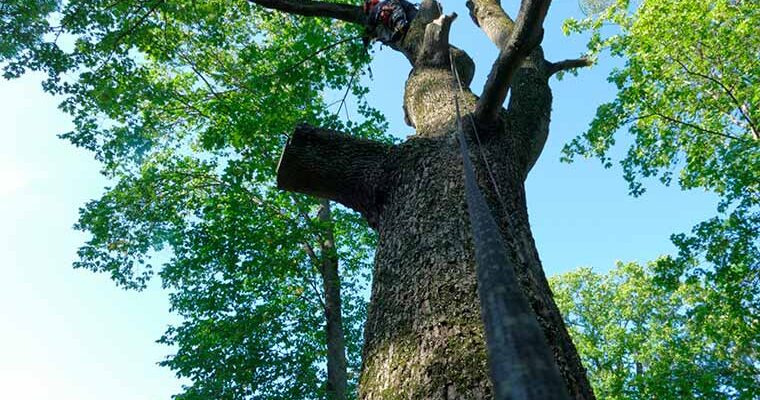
[451,58,570,400]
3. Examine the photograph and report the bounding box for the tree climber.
[363,0,417,44]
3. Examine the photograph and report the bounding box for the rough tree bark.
[256,0,595,398]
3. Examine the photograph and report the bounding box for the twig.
[336,64,360,122]
[672,58,758,139]
[628,113,745,142]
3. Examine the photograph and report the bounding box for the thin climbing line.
[448,51,507,214]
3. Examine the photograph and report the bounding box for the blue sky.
[0,1,717,399]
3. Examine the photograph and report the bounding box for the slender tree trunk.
[318,200,349,400]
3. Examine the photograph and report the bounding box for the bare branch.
[336,64,361,121]
[672,58,759,139]
[631,113,745,142]
[475,0,552,123]
[271,36,362,79]
[300,241,328,310]
[466,0,514,48]
[175,51,226,102]
[547,57,592,76]
[248,0,365,24]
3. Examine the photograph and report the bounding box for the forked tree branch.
[466,0,514,48]
[463,0,557,174]
[248,0,366,24]
[475,0,552,123]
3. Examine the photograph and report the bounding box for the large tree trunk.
[264,0,595,398]
[359,133,500,398]
[277,76,592,399]
[359,64,590,399]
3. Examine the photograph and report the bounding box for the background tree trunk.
[318,201,349,400]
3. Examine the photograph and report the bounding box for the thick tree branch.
[276,124,393,228]
[505,49,553,177]
[248,0,365,24]
[466,0,514,48]
[475,0,552,123]
[547,57,592,76]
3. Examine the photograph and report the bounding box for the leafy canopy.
[564,0,758,204]
[553,1,759,397]
[1,0,388,398]
[551,260,759,399]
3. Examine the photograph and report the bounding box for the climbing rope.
[448,51,507,213]
[445,12,571,400]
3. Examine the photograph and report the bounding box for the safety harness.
[363,0,416,44]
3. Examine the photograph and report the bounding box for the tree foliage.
[550,260,758,399]
[1,0,388,398]
[551,260,760,399]
[554,1,759,397]
[564,0,758,202]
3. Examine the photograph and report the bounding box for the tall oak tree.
[1,0,598,398]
